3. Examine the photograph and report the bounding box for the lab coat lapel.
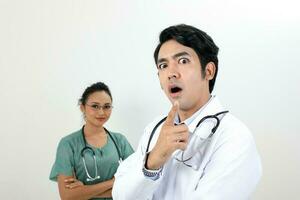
[188,96,225,138]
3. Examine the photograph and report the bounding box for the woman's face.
[81,91,113,128]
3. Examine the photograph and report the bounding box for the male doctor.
[112,24,262,200]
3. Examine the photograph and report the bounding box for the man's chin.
[169,97,182,105]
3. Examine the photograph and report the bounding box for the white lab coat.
[112,96,262,200]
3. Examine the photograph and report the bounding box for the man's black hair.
[154,24,219,93]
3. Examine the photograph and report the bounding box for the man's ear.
[205,62,216,80]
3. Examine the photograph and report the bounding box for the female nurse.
[50,82,134,200]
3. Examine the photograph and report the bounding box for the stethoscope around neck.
[80,126,122,182]
[144,110,229,166]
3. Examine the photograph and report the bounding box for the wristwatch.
[143,152,162,179]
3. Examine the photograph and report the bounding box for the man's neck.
[178,95,212,122]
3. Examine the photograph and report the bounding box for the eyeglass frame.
[85,103,113,112]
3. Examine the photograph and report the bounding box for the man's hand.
[146,101,189,170]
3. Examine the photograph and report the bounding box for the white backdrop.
[0,0,299,199]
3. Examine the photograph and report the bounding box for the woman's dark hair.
[154,24,219,93]
[79,82,112,105]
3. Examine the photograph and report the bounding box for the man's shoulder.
[222,113,250,131]
[136,115,167,152]
[219,113,254,144]
[145,115,167,132]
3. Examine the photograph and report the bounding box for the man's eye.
[158,63,167,69]
[178,58,189,64]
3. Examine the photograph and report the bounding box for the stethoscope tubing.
[145,111,229,154]
[80,126,123,181]
[81,126,122,161]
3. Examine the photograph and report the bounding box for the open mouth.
[171,87,182,93]
[170,86,182,94]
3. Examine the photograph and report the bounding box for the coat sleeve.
[112,121,163,200]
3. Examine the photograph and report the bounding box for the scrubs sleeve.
[49,139,74,181]
[118,134,134,160]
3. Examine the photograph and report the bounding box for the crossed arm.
[57,174,114,200]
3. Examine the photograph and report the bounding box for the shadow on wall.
[253,133,300,200]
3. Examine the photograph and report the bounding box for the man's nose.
[168,62,180,80]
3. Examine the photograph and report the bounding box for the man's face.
[157,40,211,117]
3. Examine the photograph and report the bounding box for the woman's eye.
[178,58,189,64]
[92,105,99,109]
[103,105,112,110]
[158,63,167,69]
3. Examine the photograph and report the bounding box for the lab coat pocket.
[184,136,212,171]
[182,151,204,171]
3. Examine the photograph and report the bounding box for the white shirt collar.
[174,95,226,134]
[174,95,214,125]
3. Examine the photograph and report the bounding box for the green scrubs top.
[49,128,134,200]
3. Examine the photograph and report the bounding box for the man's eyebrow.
[172,51,190,59]
[157,58,168,64]
[157,51,191,64]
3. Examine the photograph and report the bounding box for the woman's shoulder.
[59,129,82,145]
[108,130,124,138]
[107,130,128,142]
